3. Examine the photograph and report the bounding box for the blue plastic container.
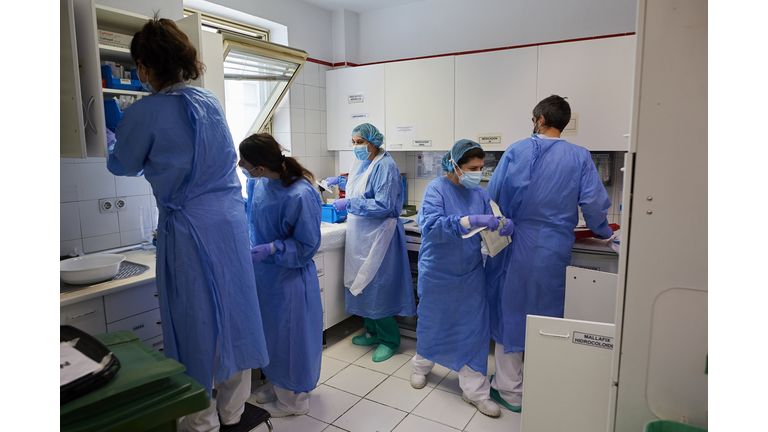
[104,99,123,132]
[321,204,347,223]
[402,178,407,205]
[101,65,144,91]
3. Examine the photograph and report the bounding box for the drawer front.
[104,282,160,323]
[60,297,106,336]
[314,253,325,277]
[144,334,165,355]
[318,275,325,312]
[107,308,162,341]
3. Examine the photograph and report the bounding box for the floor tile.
[321,426,348,432]
[262,414,329,432]
[463,408,522,432]
[332,398,407,432]
[353,350,412,375]
[391,414,461,432]
[325,364,388,397]
[396,336,418,355]
[435,370,462,395]
[326,316,365,339]
[365,376,432,412]
[392,359,451,388]
[342,327,367,340]
[323,337,375,363]
[306,384,362,424]
[411,387,478,430]
[319,356,349,384]
[324,333,342,350]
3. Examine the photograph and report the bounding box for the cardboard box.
[98,30,133,49]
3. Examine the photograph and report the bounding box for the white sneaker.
[410,373,427,389]
[253,386,277,404]
[262,401,307,418]
[462,393,501,417]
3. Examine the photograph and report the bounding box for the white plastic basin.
[60,254,126,285]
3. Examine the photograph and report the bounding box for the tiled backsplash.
[60,157,155,256]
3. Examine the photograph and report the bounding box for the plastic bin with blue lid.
[101,65,145,92]
[321,204,347,223]
[104,99,123,132]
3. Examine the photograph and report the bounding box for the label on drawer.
[120,79,132,85]
[348,93,364,103]
[412,140,432,147]
[477,133,503,145]
[572,332,614,350]
[350,112,369,120]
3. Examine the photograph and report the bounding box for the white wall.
[357,0,638,64]
[96,0,183,19]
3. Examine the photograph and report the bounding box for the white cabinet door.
[103,282,160,323]
[322,248,350,329]
[521,315,615,432]
[61,0,88,158]
[385,57,455,151]
[537,36,636,151]
[201,30,225,107]
[175,13,204,88]
[60,296,107,335]
[455,47,538,151]
[107,308,163,342]
[564,266,619,324]
[73,0,107,157]
[332,65,387,151]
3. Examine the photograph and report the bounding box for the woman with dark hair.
[106,18,269,431]
[410,140,513,418]
[238,133,323,418]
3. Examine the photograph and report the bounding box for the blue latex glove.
[325,176,339,187]
[500,218,515,236]
[250,244,272,263]
[468,214,500,232]
[333,198,350,212]
[106,128,116,152]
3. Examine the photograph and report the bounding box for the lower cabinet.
[60,296,107,336]
[314,248,350,331]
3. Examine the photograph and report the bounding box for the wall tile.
[320,134,328,154]
[120,229,145,247]
[318,65,330,88]
[115,175,151,197]
[408,179,415,205]
[61,162,78,202]
[83,233,122,254]
[60,239,83,257]
[306,133,322,157]
[75,157,107,164]
[319,156,336,180]
[390,152,407,173]
[305,85,320,111]
[273,108,291,134]
[305,110,321,134]
[291,133,307,158]
[277,92,290,110]
[273,133,292,154]
[294,65,305,85]
[320,111,327,134]
[319,88,326,112]
[79,200,120,238]
[290,84,305,109]
[76,163,116,201]
[414,179,432,203]
[304,62,320,87]
[117,195,153,233]
[290,108,305,133]
[60,202,82,242]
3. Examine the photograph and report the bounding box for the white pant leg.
[215,369,252,425]
[458,365,491,402]
[411,353,435,376]
[178,398,219,432]
[274,386,310,414]
[491,343,523,405]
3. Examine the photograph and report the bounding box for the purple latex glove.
[468,214,500,232]
[499,218,515,236]
[251,244,272,263]
[333,198,350,212]
[325,176,339,186]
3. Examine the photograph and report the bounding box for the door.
[61,0,87,158]
[73,0,107,157]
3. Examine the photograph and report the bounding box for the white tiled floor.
[246,317,522,432]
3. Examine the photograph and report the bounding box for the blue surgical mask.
[139,65,157,94]
[354,145,370,161]
[240,166,260,179]
[458,169,483,189]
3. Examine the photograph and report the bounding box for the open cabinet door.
[175,12,204,88]
[61,0,87,158]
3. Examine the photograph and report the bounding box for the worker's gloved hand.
[106,128,116,152]
[468,214,500,232]
[499,218,515,236]
[250,244,272,263]
[596,227,614,240]
[325,176,339,187]
[333,198,350,212]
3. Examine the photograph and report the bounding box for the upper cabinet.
[454,47,539,151]
[327,64,386,151]
[537,36,636,151]
[385,57,455,151]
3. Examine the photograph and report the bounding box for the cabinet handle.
[68,309,96,320]
[154,293,158,297]
[81,101,88,128]
[85,96,97,134]
[158,347,164,352]
[539,330,570,339]
[156,321,162,325]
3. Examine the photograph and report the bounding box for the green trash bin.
[61,330,210,432]
[645,420,707,432]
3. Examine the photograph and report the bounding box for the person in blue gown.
[411,140,514,418]
[106,17,269,432]
[239,133,323,418]
[485,95,613,412]
[325,123,416,363]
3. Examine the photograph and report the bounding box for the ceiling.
[299,0,426,14]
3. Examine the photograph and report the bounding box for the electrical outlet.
[99,198,117,213]
[115,197,127,212]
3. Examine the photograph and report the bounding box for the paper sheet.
[61,344,100,387]
[461,225,486,239]
[479,200,511,257]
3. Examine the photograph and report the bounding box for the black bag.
[60,325,121,406]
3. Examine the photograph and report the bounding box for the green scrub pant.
[364,316,400,350]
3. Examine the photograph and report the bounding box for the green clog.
[371,344,396,362]
[489,375,522,413]
[352,333,381,346]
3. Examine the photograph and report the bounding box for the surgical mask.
[240,166,260,179]
[139,65,157,94]
[354,145,370,161]
[532,117,542,137]
[451,154,482,189]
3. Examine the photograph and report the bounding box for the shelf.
[102,88,148,97]
[98,44,134,64]
[95,5,150,34]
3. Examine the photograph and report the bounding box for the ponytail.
[239,133,314,188]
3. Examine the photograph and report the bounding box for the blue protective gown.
[340,153,416,319]
[485,136,612,353]
[107,84,269,396]
[246,176,323,393]
[416,177,493,374]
